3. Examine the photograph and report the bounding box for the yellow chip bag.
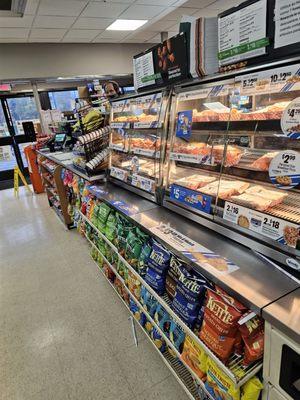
[205,357,240,400]
[181,335,207,379]
[241,377,263,400]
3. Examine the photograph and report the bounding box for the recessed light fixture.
[106,19,148,31]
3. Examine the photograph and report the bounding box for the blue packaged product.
[151,328,166,353]
[140,286,158,317]
[147,239,171,273]
[171,266,207,329]
[169,319,186,353]
[144,267,166,295]
[154,304,172,337]
[140,313,147,327]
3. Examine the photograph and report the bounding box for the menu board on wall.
[218,0,268,66]
[274,0,300,48]
[133,33,188,91]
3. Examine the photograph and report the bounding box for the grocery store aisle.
[0,188,189,400]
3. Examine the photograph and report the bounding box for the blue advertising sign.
[176,110,192,139]
[170,184,212,214]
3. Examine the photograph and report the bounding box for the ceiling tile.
[119,4,166,18]
[164,6,199,20]
[72,17,113,30]
[62,37,94,42]
[33,16,76,29]
[128,30,157,40]
[64,29,102,39]
[168,22,179,31]
[92,37,121,43]
[0,15,34,28]
[183,0,216,7]
[206,0,241,9]
[82,2,129,18]
[94,0,135,3]
[28,38,62,42]
[24,0,40,15]
[146,19,175,31]
[136,0,178,5]
[123,38,148,42]
[0,28,30,39]
[167,30,178,37]
[38,0,88,17]
[192,8,219,17]
[96,30,131,39]
[30,28,67,39]
[146,34,160,42]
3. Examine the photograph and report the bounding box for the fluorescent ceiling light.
[106,19,148,31]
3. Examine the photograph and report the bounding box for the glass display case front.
[109,90,169,202]
[164,63,300,264]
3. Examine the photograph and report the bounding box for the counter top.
[262,288,300,344]
[37,149,105,182]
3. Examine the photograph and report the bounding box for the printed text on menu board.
[133,52,155,90]
[218,0,268,66]
[274,0,300,49]
[223,201,299,248]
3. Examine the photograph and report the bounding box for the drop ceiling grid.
[0,0,231,43]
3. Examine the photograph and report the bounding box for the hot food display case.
[109,89,169,203]
[163,62,300,269]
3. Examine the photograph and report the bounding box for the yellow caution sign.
[14,166,32,197]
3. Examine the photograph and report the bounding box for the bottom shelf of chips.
[83,225,263,400]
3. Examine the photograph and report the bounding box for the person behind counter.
[103,80,122,100]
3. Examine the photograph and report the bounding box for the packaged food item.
[151,328,166,353]
[105,212,117,242]
[97,203,111,233]
[145,239,171,295]
[91,200,101,226]
[181,335,207,379]
[96,236,107,259]
[165,255,182,300]
[154,304,172,336]
[172,266,207,329]
[117,259,128,282]
[140,286,158,317]
[121,286,130,304]
[114,277,124,297]
[239,313,264,366]
[127,270,141,300]
[91,246,98,261]
[241,376,263,400]
[125,228,149,268]
[129,298,141,320]
[169,319,186,353]
[114,213,133,255]
[138,241,152,277]
[205,357,240,400]
[199,289,243,363]
[103,264,115,283]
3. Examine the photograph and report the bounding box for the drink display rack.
[109,89,170,203]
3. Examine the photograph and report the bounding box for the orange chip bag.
[239,313,264,366]
[181,335,207,379]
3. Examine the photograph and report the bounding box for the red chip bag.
[239,313,264,366]
[216,286,247,313]
[199,289,243,363]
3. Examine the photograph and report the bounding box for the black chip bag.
[165,255,182,300]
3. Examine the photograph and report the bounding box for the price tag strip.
[110,122,130,129]
[170,184,212,214]
[133,121,160,129]
[131,174,155,193]
[110,144,127,152]
[110,166,128,182]
[223,201,299,248]
[170,152,214,165]
[269,150,300,188]
[150,223,239,274]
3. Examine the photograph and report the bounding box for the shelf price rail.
[78,210,263,388]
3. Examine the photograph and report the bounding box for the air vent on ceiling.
[0,0,27,17]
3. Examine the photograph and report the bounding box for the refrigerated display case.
[109,89,169,202]
[163,61,300,268]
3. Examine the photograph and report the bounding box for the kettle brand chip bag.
[165,255,182,300]
[181,335,207,379]
[169,319,186,353]
[239,313,264,366]
[172,266,207,329]
[200,288,243,363]
[140,286,158,317]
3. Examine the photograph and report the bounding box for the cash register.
[48,133,68,152]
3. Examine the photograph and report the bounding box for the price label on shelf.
[223,201,299,248]
[133,121,160,129]
[131,174,155,193]
[281,98,300,139]
[110,122,130,129]
[269,150,300,188]
[170,184,212,214]
[110,144,126,152]
[170,152,214,165]
[110,166,128,182]
[132,148,160,158]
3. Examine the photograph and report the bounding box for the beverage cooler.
[163,61,300,269]
[109,89,170,203]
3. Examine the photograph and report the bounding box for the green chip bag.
[115,213,133,255]
[97,203,111,233]
[138,241,152,277]
[91,200,101,227]
[105,212,117,242]
[125,228,149,269]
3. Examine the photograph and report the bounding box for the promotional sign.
[109,200,138,216]
[223,201,299,248]
[218,0,268,66]
[269,150,300,189]
[183,251,240,274]
[170,184,212,214]
[131,174,155,193]
[274,0,300,49]
[281,97,300,139]
[176,110,192,139]
[110,166,128,182]
[170,152,214,165]
[133,51,155,90]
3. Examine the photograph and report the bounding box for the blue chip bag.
[171,266,207,329]
[169,319,186,353]
[151,328,166,353]
[154,304,172,337]
[147,239,171,274]
[140,286,158,317]
[144,267,167,295]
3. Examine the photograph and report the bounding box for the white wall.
[0,43,151,80]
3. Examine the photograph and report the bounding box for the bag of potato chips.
[241,376,263,400]
[97,203,111,233]
[181,335,207,379]
[105,212,117,242]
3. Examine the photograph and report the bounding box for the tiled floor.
[0,188,189,400]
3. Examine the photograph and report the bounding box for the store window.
[49,90,78,112]
[0,102,9,137]
[6,97,39,135]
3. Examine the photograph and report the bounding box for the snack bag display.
[169,319,186,353]
[97,203,111,233]
[165,255,182,300]
[239,313,264,366]
[145,239,171,295]
[91,246,98,261]
[140,286,158,317]
[241,376,263,400]
[125,228,148,268]
[200,289,243,363]
[91,200,101,227]
[151,328,166,353]
[103,264,115,283]
[172,266,207,329]
[114,277,124,297]
[96,236,107,259]
[117,260,128,284]
[154,304,172,336]
[137,241,152,277]
[114,213,133,255]
[127,270,141,300]
[205,357,240,400]
[181,335,207,379]
[129,298,141,320]
[105,212,117,242]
